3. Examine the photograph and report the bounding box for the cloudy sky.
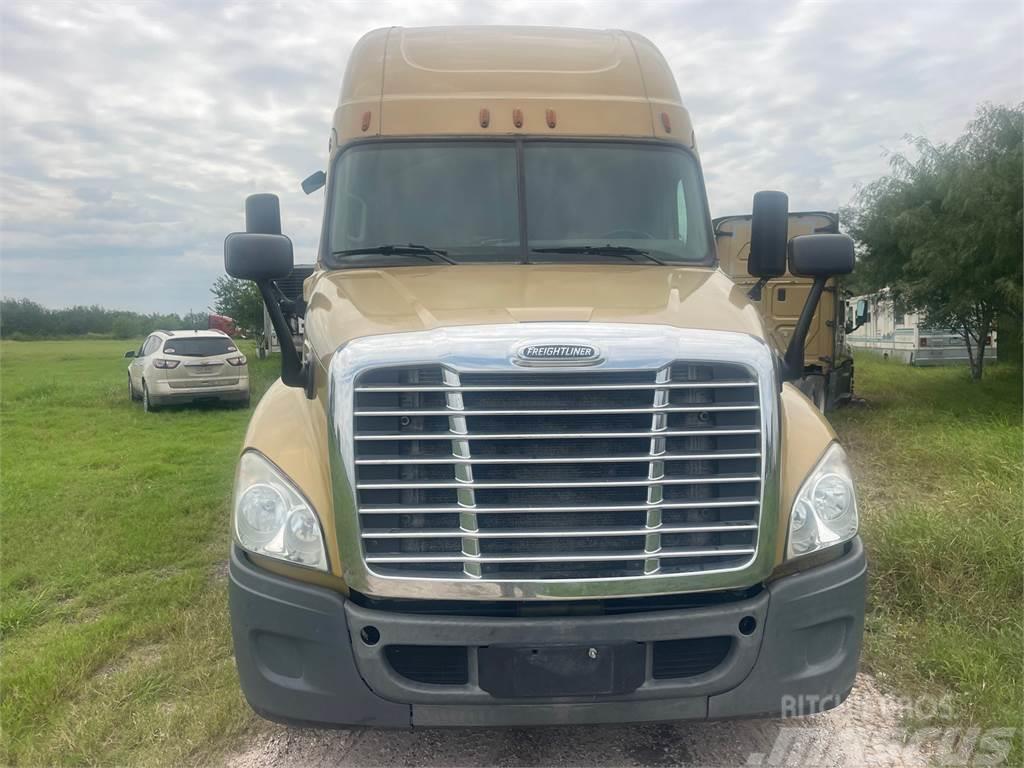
[1,0,1021,314]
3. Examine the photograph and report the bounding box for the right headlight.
[233,450,328,571]
[787,442,859,559]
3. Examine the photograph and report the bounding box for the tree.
[210,276,264,337]
[0,298,192,339]
[843,103,1023,380]
[181,311,209,330]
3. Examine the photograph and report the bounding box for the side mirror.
[781,233,856,381]
[225,193,305,390]
[224,233,294,281]
[788,234,855,277]
[245,193,282,235]
[124,351,136,358]
[747,190,789,279]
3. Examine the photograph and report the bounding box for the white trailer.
[846,292,996,366]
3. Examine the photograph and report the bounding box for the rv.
[847,292,997,366]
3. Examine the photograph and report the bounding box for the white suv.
[126,330,250,412]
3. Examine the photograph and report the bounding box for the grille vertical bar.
[643,365,671,575]
[444,367,482,579]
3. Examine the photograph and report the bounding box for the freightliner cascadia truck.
[225,26,865,728]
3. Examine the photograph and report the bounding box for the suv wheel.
[143,383,158,412]
[128,375,137,401]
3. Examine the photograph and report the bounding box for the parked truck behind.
[715,211,855,411]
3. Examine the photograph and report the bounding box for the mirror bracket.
[782,276,828,381]
[256,280,307,389]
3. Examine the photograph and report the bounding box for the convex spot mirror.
[748,190,789,278]
[788,234,855,278]
[301,170,326,195]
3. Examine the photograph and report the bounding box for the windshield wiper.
[331,243,457,265]
[530,244,668,265]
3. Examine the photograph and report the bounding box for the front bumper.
[229,538,866,728]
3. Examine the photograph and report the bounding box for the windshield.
[325,141,713,267]
[163,337,237,357]
[328,143,520,261]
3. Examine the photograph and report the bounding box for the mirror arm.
[267,282,307,316]
[256,280,306,388]
[782,276,828,381]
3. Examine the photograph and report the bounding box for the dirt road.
[226,675,929,767]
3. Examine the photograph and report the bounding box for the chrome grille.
[352,361,762,581]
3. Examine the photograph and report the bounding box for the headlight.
[233,451,328,571]
[787,442,858,559]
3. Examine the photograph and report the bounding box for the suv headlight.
[787,442,858,559]
[233,451,328,571]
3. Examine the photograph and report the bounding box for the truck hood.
[304,265,766,363]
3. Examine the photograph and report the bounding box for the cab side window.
[140,336,158,357]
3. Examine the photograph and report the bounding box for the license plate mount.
[477,643,645,698]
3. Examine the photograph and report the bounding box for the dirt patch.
[93,643,165,681]
[223,674,931,767]
[209,559,230,584]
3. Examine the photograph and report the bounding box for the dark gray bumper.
[229,538,865,728]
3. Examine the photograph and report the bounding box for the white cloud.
[1,0,1021,312]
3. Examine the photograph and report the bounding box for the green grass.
[2,341,1021,765]
[0,339,277,766]
[831,353,1023,762]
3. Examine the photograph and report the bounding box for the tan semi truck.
[224,26,865,728]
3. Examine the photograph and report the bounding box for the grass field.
[1,340,1021,766]
[0,339,276,766]
[831,354,1023,762]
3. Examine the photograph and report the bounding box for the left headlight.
[787,442,859,560]
[233,451,328,571]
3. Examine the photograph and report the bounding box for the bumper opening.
[652,636,733,680]
[385,645,469,686]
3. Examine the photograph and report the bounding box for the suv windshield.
[163,337,236,357]
[326,141,712,267]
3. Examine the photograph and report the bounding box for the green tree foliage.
[843,103,1023,379]
[0,298,196,339]
[210,276,263,337]
[182,311,211,330]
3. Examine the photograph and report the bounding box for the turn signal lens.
[226,355,247,367]
[153,359,180,369]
